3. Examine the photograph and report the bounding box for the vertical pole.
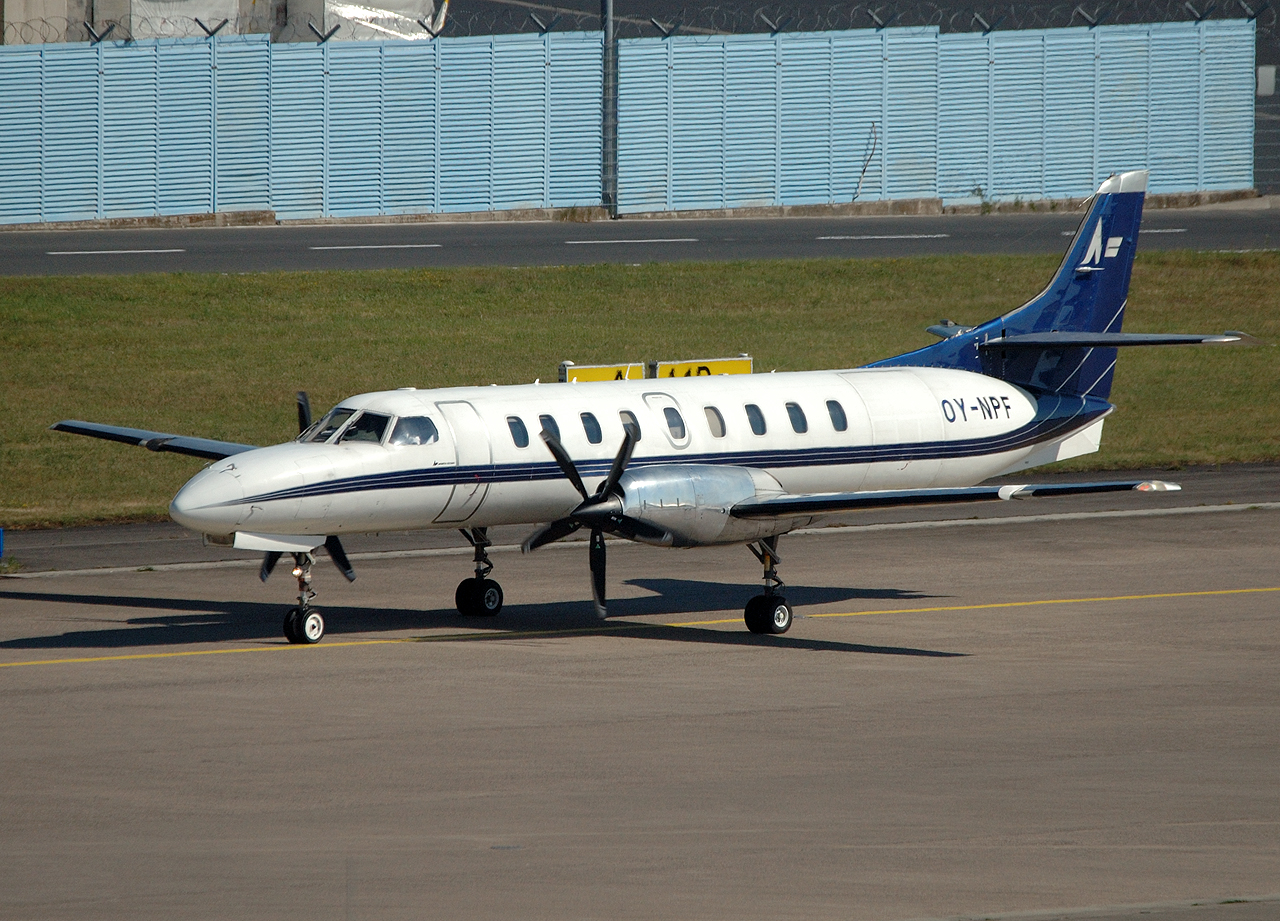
[601,0,618,217]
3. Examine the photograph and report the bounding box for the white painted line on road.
[7,502,1277,580]
[1061,228,1187,237]
[817,234,950,241]
[47,249,185,255]
[308,244,443,250]
[564,238,698,245]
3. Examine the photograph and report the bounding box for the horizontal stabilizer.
[980,332,1250,349]
[51,420,257,461]
[730,480,1180,519]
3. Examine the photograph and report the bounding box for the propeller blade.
[589,528,607,619]
[296,391,313,434]
[540,429,589,500]
[260,551,282,582]
[324,535,356,582]
[596,428,636,500]
[522,516,582,553]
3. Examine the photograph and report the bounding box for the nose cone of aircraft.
[169,462,246,535]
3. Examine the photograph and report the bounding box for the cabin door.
[433,401,492,523]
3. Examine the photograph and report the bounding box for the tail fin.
[872,169,1148,399]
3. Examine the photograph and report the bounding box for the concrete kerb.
[0,189,1269,233]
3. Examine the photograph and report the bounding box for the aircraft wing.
[51,420,258,461]
[730,479,1180,519]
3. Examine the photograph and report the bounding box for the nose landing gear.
[744,536,792,635]
[283,552,325,644]
[456,528,503,617]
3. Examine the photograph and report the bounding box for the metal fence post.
[601,0,618,216]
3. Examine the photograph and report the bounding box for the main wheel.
[458,578,504,616]
[744,595,792,635]
[299,609,325,643]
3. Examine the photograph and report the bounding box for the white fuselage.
[170,366,1105,547]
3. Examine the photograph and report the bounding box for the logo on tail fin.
[1081,219,1125,267]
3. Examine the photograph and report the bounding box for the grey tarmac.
[0,467,1277,920]
[2,202,1278,276]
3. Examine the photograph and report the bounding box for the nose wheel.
[457,528,503,617]
[284,605,325,644]
[745,536,792,634]
[282,552,325,644]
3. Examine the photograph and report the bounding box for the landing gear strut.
[744,536,792,634]
[283,552,325,644]
[456,528,503,617]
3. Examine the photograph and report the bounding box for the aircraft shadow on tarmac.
[0,579,961,658]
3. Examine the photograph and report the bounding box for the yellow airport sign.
[648,356,753,378]
[558,361,646,382]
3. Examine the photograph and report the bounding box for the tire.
[456,578,479,616]
[477,579,503,616]
[284,607,303,643]
[744,595,792,635]
[744,596,770,634]
[299,610,325,644]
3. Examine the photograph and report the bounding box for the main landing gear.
[283,552,326,644]
[744,536,792,635]
[456,528,503,617]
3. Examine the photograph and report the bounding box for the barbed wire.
[4,0,1275,50]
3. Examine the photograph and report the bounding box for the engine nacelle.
[617,465,797,547]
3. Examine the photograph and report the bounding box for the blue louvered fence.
[617,20,1255,212]
[0,21,1255,225]
[0,32,603,224]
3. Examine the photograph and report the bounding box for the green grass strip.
[2,251,1277,529]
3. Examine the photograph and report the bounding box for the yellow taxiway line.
[1,585,1277,671]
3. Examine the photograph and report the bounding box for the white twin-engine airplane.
[55,170,1248,644]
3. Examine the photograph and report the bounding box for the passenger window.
[538,414,560,442]
[786,402,808,434]
[827,400,848,432]
[388,416,440,446]
[745,403,766,436]
[340,412,391,444]
[307,407,355,443]
[704,406,726,438]
[619,410,641,442]
[580,412,603,445]
[507,416,529,448]
[663,407,686,439]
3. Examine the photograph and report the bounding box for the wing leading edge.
[50,420,257,461]
[730,479,1180,519]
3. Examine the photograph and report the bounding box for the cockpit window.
[389,416,440,446]
[306,407,356,443]
[340,412,392,444]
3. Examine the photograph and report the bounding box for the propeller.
[260,393,357,584]
[297,391,313,435]
[258,536,355,583]
[522,427,665,618]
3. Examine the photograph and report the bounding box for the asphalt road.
[2,203,1278,276]
[1,467,1277,920]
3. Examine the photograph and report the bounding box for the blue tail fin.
[871,170,1148,400]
